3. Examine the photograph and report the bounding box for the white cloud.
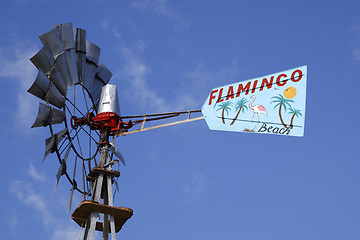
[102,18,109,30]
[132,0,189,27]
[10,166,84,239]
[0,44,38,132]
[119,43,171,112]
[351,24,360,62]
[28,162,47,182]
[132,0,174,17]
[9,215,19,231]
[353,49,360,61]
[51,221,82,240]
[10,180,55,226]
[103,19,239,114]
[182,172,207,204]
[116,45,240,113]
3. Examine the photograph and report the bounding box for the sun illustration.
[284,87,297,98]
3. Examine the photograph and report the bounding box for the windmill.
[28,23,205,240]
[29,22,307,240]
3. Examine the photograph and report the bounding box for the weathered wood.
[72,200,133,233]
[86,167,120,182]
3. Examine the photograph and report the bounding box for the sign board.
[201,66,307,137]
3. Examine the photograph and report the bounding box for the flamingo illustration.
[249,95,267,129]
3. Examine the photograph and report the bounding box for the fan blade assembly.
[109,143,126,166]
[31,23,112,102]
[30,44,55,74]
[43,128,68,162]
[28,70,65,109]
[55,143,72,191]
[32,103,65,128]
[67,155,77,214]
[39,26,64,57]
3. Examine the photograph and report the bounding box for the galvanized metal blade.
[67,154,77,214]
[30,43,54,74]
[44,84,66,109]
[75,28,86,82]
[75,28,86,53]
[50,107,66,125]
[85,41,100,65]
[64,49,79,84]
[67,179,76,214]
[49,60,69,96]
[28,70,51,100]
[50,23,79,84]
[53,23,75,50]
[28,70,65,108]
[43,128,68,162]
[76,52,86,83]
[115,179,119,193]
[108,143,126,166]
[96,62,112,84]
[39,26,64,57]
[63,142,72,162]
[55,159,67,192]
[54,51,74,89]
[82,61,97,99]
[89,63,112,103]
[31,103,65,128]
[90,77,105,104]
[55,143,71,192]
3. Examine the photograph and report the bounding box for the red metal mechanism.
[71,112,133,136]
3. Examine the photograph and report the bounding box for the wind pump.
[28,23,204,240]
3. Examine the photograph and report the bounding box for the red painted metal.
[70,112,133,135]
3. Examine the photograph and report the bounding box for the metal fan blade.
[55,23,80,84]
[53,23,75,50]
[109,143,126,166]
[75,28,86,82]
[90,77,105,103]
[28,70,65,108]
[89,63,112,103]
[30,43,54,74]
[54,144,71,192]
[86,41,100,65]
[44,84,66,109]
[76,52,86,83]
[67,155,77,214]
[43,128,68,162]
[32,103,65,128]
[63,142,72,162]
[28,70,51,99]
[75,28,86,52]
[82,61,97,98]
[55,51,74,88]
[96,62,112,84]
[55,159,67,192]
[49,61,69,96]
[39,26,64,57]
[65,49,79,84]
[67,179,76,214]
[115,179,119,192]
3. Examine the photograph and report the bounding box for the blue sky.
[1,0,360,239]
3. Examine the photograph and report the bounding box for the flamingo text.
[208,68,303,105]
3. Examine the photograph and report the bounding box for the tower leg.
[107,175,117,240]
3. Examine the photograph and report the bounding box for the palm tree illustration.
[230,98,248,125]
[288,107,302,129]
[216,101,233,124]
[271,94,294,128]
